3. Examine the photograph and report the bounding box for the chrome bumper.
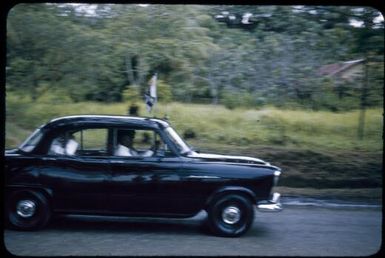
[257,192,283,212]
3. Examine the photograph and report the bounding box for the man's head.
[117,130,135,147]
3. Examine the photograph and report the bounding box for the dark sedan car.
[5,115,282,237]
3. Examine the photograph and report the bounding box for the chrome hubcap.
[16,200,36,218]
[222,206,241,224]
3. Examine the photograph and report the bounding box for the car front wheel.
[206,194,254,237]
[6,191,51,231]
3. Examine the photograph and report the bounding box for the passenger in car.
[49,133,78,155]
[114,130,138,156]
[49,136,66,155]
[114,130,154,157]
[65,134,78,155]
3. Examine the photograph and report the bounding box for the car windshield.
[164,127,191,155]
[18,128,43,153]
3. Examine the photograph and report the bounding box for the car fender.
[205,186,256,208]
[5,185,53,204]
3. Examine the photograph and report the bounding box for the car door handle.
[42,157,56,161]
[187,175,221,179]
[110,160,125,164]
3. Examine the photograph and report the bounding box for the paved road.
[4,206,382,256]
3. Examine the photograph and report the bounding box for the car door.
[39,127,110,213]
[108,128,201,216]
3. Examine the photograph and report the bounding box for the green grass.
[162,104,383,152]
[5,95,383,152]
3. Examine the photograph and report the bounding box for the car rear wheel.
[206,194,254,237]
[6,191,51,231]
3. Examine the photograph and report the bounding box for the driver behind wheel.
[114,130,154,157]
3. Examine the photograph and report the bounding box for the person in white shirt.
[114,139,137,156]
[49,137,66,155]
[114,130,138,156]
[114,130,154,157]
[65,136,79,155]
[49,134,78,155]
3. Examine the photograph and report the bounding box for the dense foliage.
[6,4,384,110]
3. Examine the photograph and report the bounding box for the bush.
[222,92,238,109]
[222,91,265,109]
[183,128,196,139]
[36,89,73,103]
[122,85,141,102]
[156,80,173,103]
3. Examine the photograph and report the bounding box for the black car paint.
[5,115,280,218]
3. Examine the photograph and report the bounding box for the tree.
[349,7,384,139]
[6,4,383,110]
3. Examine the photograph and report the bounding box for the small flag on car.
[145,73,157,113]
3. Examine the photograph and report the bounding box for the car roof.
[43,115,170,130]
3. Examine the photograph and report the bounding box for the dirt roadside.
[275,186,382,203]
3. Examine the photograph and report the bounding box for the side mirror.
[191,146,200,153]
[155,149,166,157]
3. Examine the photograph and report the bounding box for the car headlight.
[273,170,281,186]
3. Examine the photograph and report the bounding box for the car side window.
[49,128,109,157]
[73,128,108,156]
[114,128,173,157]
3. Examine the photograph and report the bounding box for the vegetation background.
[5,4,383,200]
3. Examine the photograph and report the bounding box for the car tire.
[206,194,254,237]
[6,191,51,231]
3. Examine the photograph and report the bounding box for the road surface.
[3,205,382,256]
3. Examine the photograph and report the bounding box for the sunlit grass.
[5,95,383,152]
[156,103,383,151]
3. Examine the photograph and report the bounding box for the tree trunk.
[357,59,368,140]
[125,55,134,84]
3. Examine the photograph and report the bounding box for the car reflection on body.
[5,115,282,237]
